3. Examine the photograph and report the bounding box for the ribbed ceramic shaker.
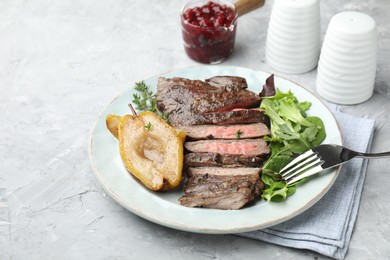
[265,0,321,74]
[316,11,377,104]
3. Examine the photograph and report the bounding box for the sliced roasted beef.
[177,122,270,140]
[187,166,261,177]
[184,139,270,156]
[179,192,254,210]
[173,108,267,126]
[154,75,277,210]
[156,76,261,126]
[205,76,247,89]
[184,152,266,168]
[184,167,262,195]
[179,167,264,210]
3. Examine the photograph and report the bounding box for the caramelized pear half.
[106,114,121,139]
[106,113,186,142]
[118,112,184,191]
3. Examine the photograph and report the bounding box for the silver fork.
[280,144,390,185]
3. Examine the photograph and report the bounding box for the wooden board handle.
[234,0,265,17]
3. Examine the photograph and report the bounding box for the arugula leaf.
[278,99,314,127]
[260,89,326,202]
[261,173,296,202]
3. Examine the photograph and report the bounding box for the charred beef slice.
[187,109,267,126]
[184,139,270,156]
[177,122,270,140]
[184,153,266,168]
[179,167,264,210]
[156,76,262,126]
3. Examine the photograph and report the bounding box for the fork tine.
[280,148,326,185]
[280,149,316,175]
[282,156,324,180]
[285,165,324,185]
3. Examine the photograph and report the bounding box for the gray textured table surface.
[1,0,389,259]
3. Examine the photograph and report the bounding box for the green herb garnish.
[144,122,152,131]
[235,129,243,138]
[132,81,157,112]
[132,81,169,122]
[161,111,170,123]
[260,89,326,202]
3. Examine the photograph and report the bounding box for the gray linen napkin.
[238,106,375,260]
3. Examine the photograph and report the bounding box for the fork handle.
[355,151,390,159]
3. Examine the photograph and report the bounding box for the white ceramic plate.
[89,66,342,234]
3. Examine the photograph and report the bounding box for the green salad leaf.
[260,89,326,202]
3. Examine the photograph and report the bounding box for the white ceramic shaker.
[265,0,321,74]
[316,11,377,104]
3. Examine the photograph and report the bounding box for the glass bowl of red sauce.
[181,0,238,64]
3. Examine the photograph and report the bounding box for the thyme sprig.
[132,81,169,122]
[144,122,152,131]
[132,81,157,112]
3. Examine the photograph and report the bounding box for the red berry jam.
[181,0,237,64]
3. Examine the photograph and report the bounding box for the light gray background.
[1,0,389,259]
